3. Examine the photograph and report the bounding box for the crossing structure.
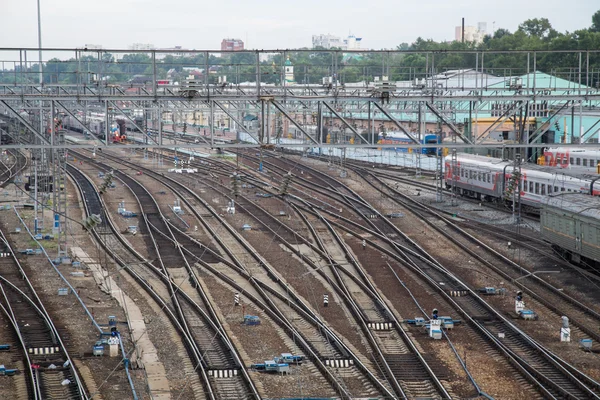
[1,47,599,249]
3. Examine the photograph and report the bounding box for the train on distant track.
[378,131,440,155]
[541,147,600,174]
[61,112,143,143]
[444,154,600,211]
[541,194,600,268]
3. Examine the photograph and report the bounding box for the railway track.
[0,149,27,187]
[127,149,454,398]
[87,149,400,399]
[67,160,258,400]
[0,228,87,399]
[93,145,600,397]
[361,169,600,344]
[267,155,600,398]
[292,201,453,399]
[111,145,510,396]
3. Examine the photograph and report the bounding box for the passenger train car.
[62,112,142,142]
[62,114,106,136]
[444,154,600,210]
[378,131,440,155]
[541,147,600,174]
[541,194,600,268]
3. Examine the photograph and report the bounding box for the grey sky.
[1,0,598,51]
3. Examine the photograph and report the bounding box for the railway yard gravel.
[4,147,600,400]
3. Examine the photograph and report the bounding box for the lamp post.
[35,0,43,234]
[37,0,43,86]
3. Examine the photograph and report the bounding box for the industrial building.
[221,38,245,51]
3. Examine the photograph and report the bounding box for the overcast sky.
[1,0,598,52]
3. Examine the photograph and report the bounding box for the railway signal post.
[561,316,571,342]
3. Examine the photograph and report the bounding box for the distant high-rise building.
[312,33,363,50]
[312,34,343,49]
[478,22,487,35]
[454,22,486,44]
[343,34,362,50]
[129,43,155,51]
[221,39,244,51]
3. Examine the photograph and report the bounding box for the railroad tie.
[325,359,354,368]
[368,322,393,331]
[448,290,468,297]
[207,369,238,378]
[28,346,60,355]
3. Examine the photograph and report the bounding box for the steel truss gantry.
[0,47,598,153]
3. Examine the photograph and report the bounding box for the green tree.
[592,9,600,32]
[518,18,558,40]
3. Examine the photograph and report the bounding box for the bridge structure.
[0,47,598,151]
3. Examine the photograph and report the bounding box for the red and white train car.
[542,147,600,174]
[445,154,600,210]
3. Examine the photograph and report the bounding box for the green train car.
[541,194,600,268]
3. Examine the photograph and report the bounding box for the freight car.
[541,194,600,268]
[444,154,600,211]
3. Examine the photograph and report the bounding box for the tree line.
[1,11,599,86]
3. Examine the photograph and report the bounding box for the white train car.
[444,154,600,210]
[62,114,106,136]
[542,147,600,174]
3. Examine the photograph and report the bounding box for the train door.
[574,220,582,263]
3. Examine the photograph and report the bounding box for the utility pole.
[35,0,43,234]
[512,153,522,225]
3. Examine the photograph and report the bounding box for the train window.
[477,172,481,181]
[524,180,528,191]
[554,186,559,192]
[535,183,540,194]
[556,155,561,164]
[570,157,574,165]
[530,182,534,192]
[576,158,581,166]
[487,173,491,183]
[561,187,565,192]
[541,185,545,195]
[469,171,473,179]
[548,185,552,193]
[591,159,596,167]
[583,159,588,167]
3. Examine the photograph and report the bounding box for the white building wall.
[454,25,484,43]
